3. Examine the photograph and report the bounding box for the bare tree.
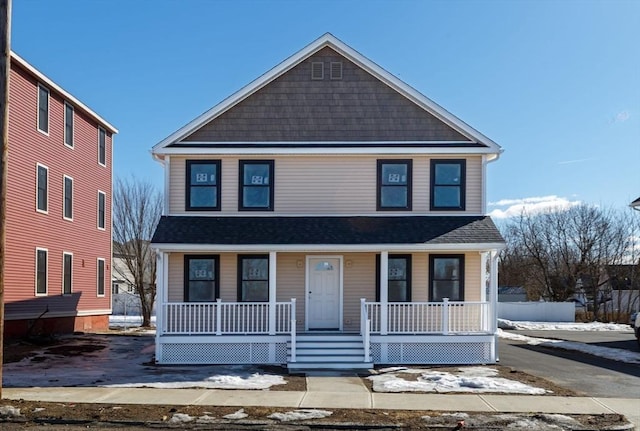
[113,176,162,327]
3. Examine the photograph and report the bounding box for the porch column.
[380,251,388,335]
[154,251,166,362]
[269,251,277,335]
[489,250,499,362]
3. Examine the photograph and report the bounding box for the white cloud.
[557,157,594,165]
[488,195,581,219]
[614,110,631,123]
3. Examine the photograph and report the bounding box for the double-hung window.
[377,254,411,302]
[186,160,220,211]
[63,176,73,220]
[238,255,269,302]
[36,164,48,213]
[429,255,464,302]
[64,102,74,148]
[97,191,106,229]
[98,127,106,166]
[377,160,412,210]
[37,84,49,134]
[430,159,465,210]
[97,258,105,296]
[184,255,218,302]
[36,248,48,295]
[63,252,72,295]
[239,160,273,211]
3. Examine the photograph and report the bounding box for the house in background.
[497,286,527,302]
[151,34,505,369]
[4,53,117,337]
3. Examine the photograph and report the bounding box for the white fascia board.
[154,144,499,157]
[151,33,501,155]
[11,52,119,134]
[151,242,506,253]
[163,212,487,218]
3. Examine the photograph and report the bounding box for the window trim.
[98,127,106,167]
[97,190,106,230]
[185,159,221,211]
[37,84,49,135]
[35,247,48,296]
[63,175,73,221]
[97,258,106,297]
[376,254,412,302]
[430,159,466,211]
[183,254,219,302]
[64,102,74,148]
[377,159,412,211]
[36,163,48,214]
[237,254,270,302]
[238,160,274,211]
[429,254,465,302]
[62,252,73,295]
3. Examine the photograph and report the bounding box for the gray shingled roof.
[151,216,504,246]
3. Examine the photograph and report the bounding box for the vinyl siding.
[5,60,113,320]
[169,155,483,215]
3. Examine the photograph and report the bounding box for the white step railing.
[162,299,295,335]
[363,299,491,334]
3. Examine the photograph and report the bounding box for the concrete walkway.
[3,377,639,429]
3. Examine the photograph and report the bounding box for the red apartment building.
[4,53,117,337]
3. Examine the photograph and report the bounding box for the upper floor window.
[98,127,106,166]
[63,175,73,220]
[239,160,274,211]
[431,159,466,210]
[376,254,412,302]
[36,164,48,213]
[97,258,105,296]
[186,160,220,211]
[37,84,49,134]
[377,160,412,210]
[36,248,48,295]
[429,255,464,302]
[63,252,72,295]
[184,255,218,302]
[238,255,269,302]
[64,102,74,148]
[97,191,106,230]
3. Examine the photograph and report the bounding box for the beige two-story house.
[150,34,505,369]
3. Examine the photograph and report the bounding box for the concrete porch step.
[287,361,373,371]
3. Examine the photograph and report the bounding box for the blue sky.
[11,0,640,217]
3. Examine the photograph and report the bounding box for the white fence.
[498,302,575,322]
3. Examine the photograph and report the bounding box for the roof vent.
[330,62,343,80]
[311,62,324,80]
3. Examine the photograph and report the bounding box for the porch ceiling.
[151,215,504,248]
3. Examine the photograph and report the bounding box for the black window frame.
[97,258,105,296]
[37,84,49,134]
[36,164,48,212]
[377,159,412,211]
[239,160,274,211]
[429,254,465,302]
[430,159,466,211]
[36,248,47,295]
[63,252,72,295]
[98,127,106,166]
[185,160,221,211]
[184,255,219,302]
[64,102,74,148]
[376,254,412,302]
[63,175,73,220]
[97,191,106,229]
[237,254,269,302]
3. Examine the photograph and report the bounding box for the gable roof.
[151,215,505,251]
[11,52,118,134]
[152,33,501,158]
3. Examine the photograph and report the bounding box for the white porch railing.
[364,299,491,334]
[162,299,295,335]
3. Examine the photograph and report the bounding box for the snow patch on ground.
[0,405,22,418]
[224,409,248,420]
[268,409,333,422]
[498,318,633,332]
[168,413,193,423]
[368,367,549,394]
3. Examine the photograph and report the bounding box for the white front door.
[307,257,341,330]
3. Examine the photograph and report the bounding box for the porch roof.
[151,215,504,248]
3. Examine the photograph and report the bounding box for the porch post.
[490,250,499,362]
[269,251,277,335]
[380,251,388,335]
[154,251,166,362]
